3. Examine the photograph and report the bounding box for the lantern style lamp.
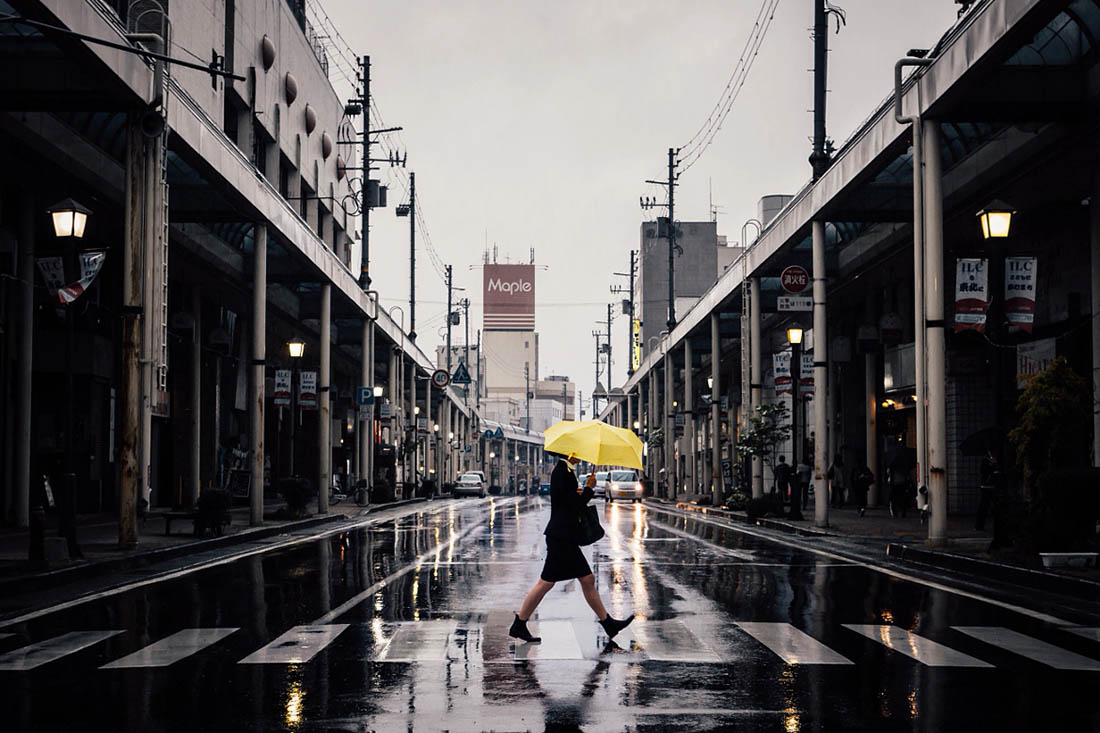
[48,198,92,238]
[633,420,641,430]
[786,326,804,345]
[977,200,1014,239]
[288,339,306,359]
[373,385,384,398]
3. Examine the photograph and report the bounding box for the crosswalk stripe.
[0,631,123,671]
[511,620,585,661]
[237,625,349,665]
[1066,627,1100,644]
[374,621,459,662]
[633,620,722,663]
[100,628,239,669]
[953,626,1100,671]
[736,622,853,665]
[843,625,992,667]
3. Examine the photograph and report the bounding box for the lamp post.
[287,339,305,477]
[46,198,94,561]
[786,326,805,520]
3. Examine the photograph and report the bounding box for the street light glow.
[288,339,306,359]
[977,200,1014,239]
[48,198,91,239]
[786,327,804,345]
[373,385,384,397]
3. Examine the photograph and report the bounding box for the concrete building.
[0,0,477,539]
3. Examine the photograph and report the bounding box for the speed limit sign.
[431,369,451,388]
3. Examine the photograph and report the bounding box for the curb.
[885,542,1100,601]
[0,513,343,596]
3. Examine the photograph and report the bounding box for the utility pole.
[445,264,453,373]
[592,331,602,417]
[606,303,613,387]
[810,1,845,180]
[641,149,680,330]
[611,250,637,377]
[525,363,531,431]
[461,297,471,403]
[476,328,482,409]
[408,171,416,339]
[358,55,371,288]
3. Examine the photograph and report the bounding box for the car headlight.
[634,482,642,491]
[610,482,619,490]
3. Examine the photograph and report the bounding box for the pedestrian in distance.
[827,453,846,508]
[850,462,873,517]
[510,453,634,644]
[975,449,999,531]
[773,455,792,500]
[787,457,806,521]
[796,458,812,511]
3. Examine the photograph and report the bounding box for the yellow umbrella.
[543,420,644,470]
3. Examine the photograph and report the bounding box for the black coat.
[544,459,594,540]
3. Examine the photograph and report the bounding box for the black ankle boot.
[509,614,541,643]
[599,614,635,639]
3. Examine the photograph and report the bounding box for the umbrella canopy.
[958,426,1005,457]
[544,420,644,470]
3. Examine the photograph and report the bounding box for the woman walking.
[510,453,634,643]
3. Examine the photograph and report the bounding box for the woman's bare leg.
[577,573,608,619]
[518,579,555,620]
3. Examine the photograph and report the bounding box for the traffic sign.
[780,265,810,294]
[356,386,375,406]
[451,361,472,385]
[483,430,494,440]
[431,369,450,388]
[493,426,504,439]
[464,445,473,453]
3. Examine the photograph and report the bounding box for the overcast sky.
[325,0,960,412]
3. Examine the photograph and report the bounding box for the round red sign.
[780,265,810,294]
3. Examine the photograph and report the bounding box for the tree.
[1008,357,1090,490]
[736,402,792,475]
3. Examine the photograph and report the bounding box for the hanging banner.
[36,256,66,292]
[299,371,318,409]
[954,258,989,332]
[799,353,814,396]
[58,251,106,303]
[773,351,792,395]
[274,370,292,406]
[1004,256,1037,332]
[631,319,642,371]
[379,402,392,421]
[1016,337,1056,388]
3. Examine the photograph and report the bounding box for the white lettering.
[487,278,533,295]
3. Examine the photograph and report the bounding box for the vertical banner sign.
[631,318,642,371]
[1004,256,1037,332]
[799,353,814,396]
[379,402,392,422]
[773,351,792,395]
[954,258,989,332]
[59,251,107,303]
[36,257,66,293]
[273,370,292,406]
[299,371,318,409]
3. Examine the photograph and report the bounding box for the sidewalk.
[0,495,426,594]
[659,496,1100,602]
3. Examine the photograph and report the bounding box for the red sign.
[780,265,809,294]
[484,264,535,330]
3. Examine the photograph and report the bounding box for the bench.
[164,510,231,537]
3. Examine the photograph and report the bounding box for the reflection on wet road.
[1,498,1098,731]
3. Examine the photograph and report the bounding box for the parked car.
[607,470,643,502]
[538,482,551,496]
[453,472,487,498]
[593,471,609,499]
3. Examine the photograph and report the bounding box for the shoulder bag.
[573,505,605,546]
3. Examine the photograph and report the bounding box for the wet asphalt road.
[1,496,1098,732]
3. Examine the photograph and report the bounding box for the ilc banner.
[299,371,318,409]
[273,370,292,407]
[799,353,814,396]
[1004,256,1037,333]
[773,351,792,395]
[954,258,989,333]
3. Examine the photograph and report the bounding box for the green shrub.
[724,491,750,511]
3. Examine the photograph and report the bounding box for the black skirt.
[540,538,592,582]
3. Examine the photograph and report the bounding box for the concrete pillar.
[865,293,879,506]
[318,282,331,514]
[250,223,267,526]
[812,220,829,528]
[710,312,721,503]
[140,134,161,510]
[410,361,418,487]
[361,319,373,494]
[648,372,658,480]
[923,122,948,545]
[190,287,202,505]
[1092,173,1100,467]
[13,192,33,527]
[750,277,763,498]
[684,339,694,496]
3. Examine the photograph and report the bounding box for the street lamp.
[633,420,641,430]
[373,385,384,398]
[977,200,1014,240]
[48,198,92,239]
[786,326,804,519]
[287,338,305,477]
[288,338,306,359]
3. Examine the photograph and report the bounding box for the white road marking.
[633,620,722,663]
[953,626,1100,671]
[374,621,459,662]
[100,628,239,669]
[641,520,759,560]
[0,631,123,671]
[509,620,585,661]
[0,499,517,630]
[843,625,993,667]
[736,622,853,665]
[237,625,349,664]
[1066,627,1100,643]
[646,507,1077,627]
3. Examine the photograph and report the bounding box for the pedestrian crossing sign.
[451,362,472,385]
